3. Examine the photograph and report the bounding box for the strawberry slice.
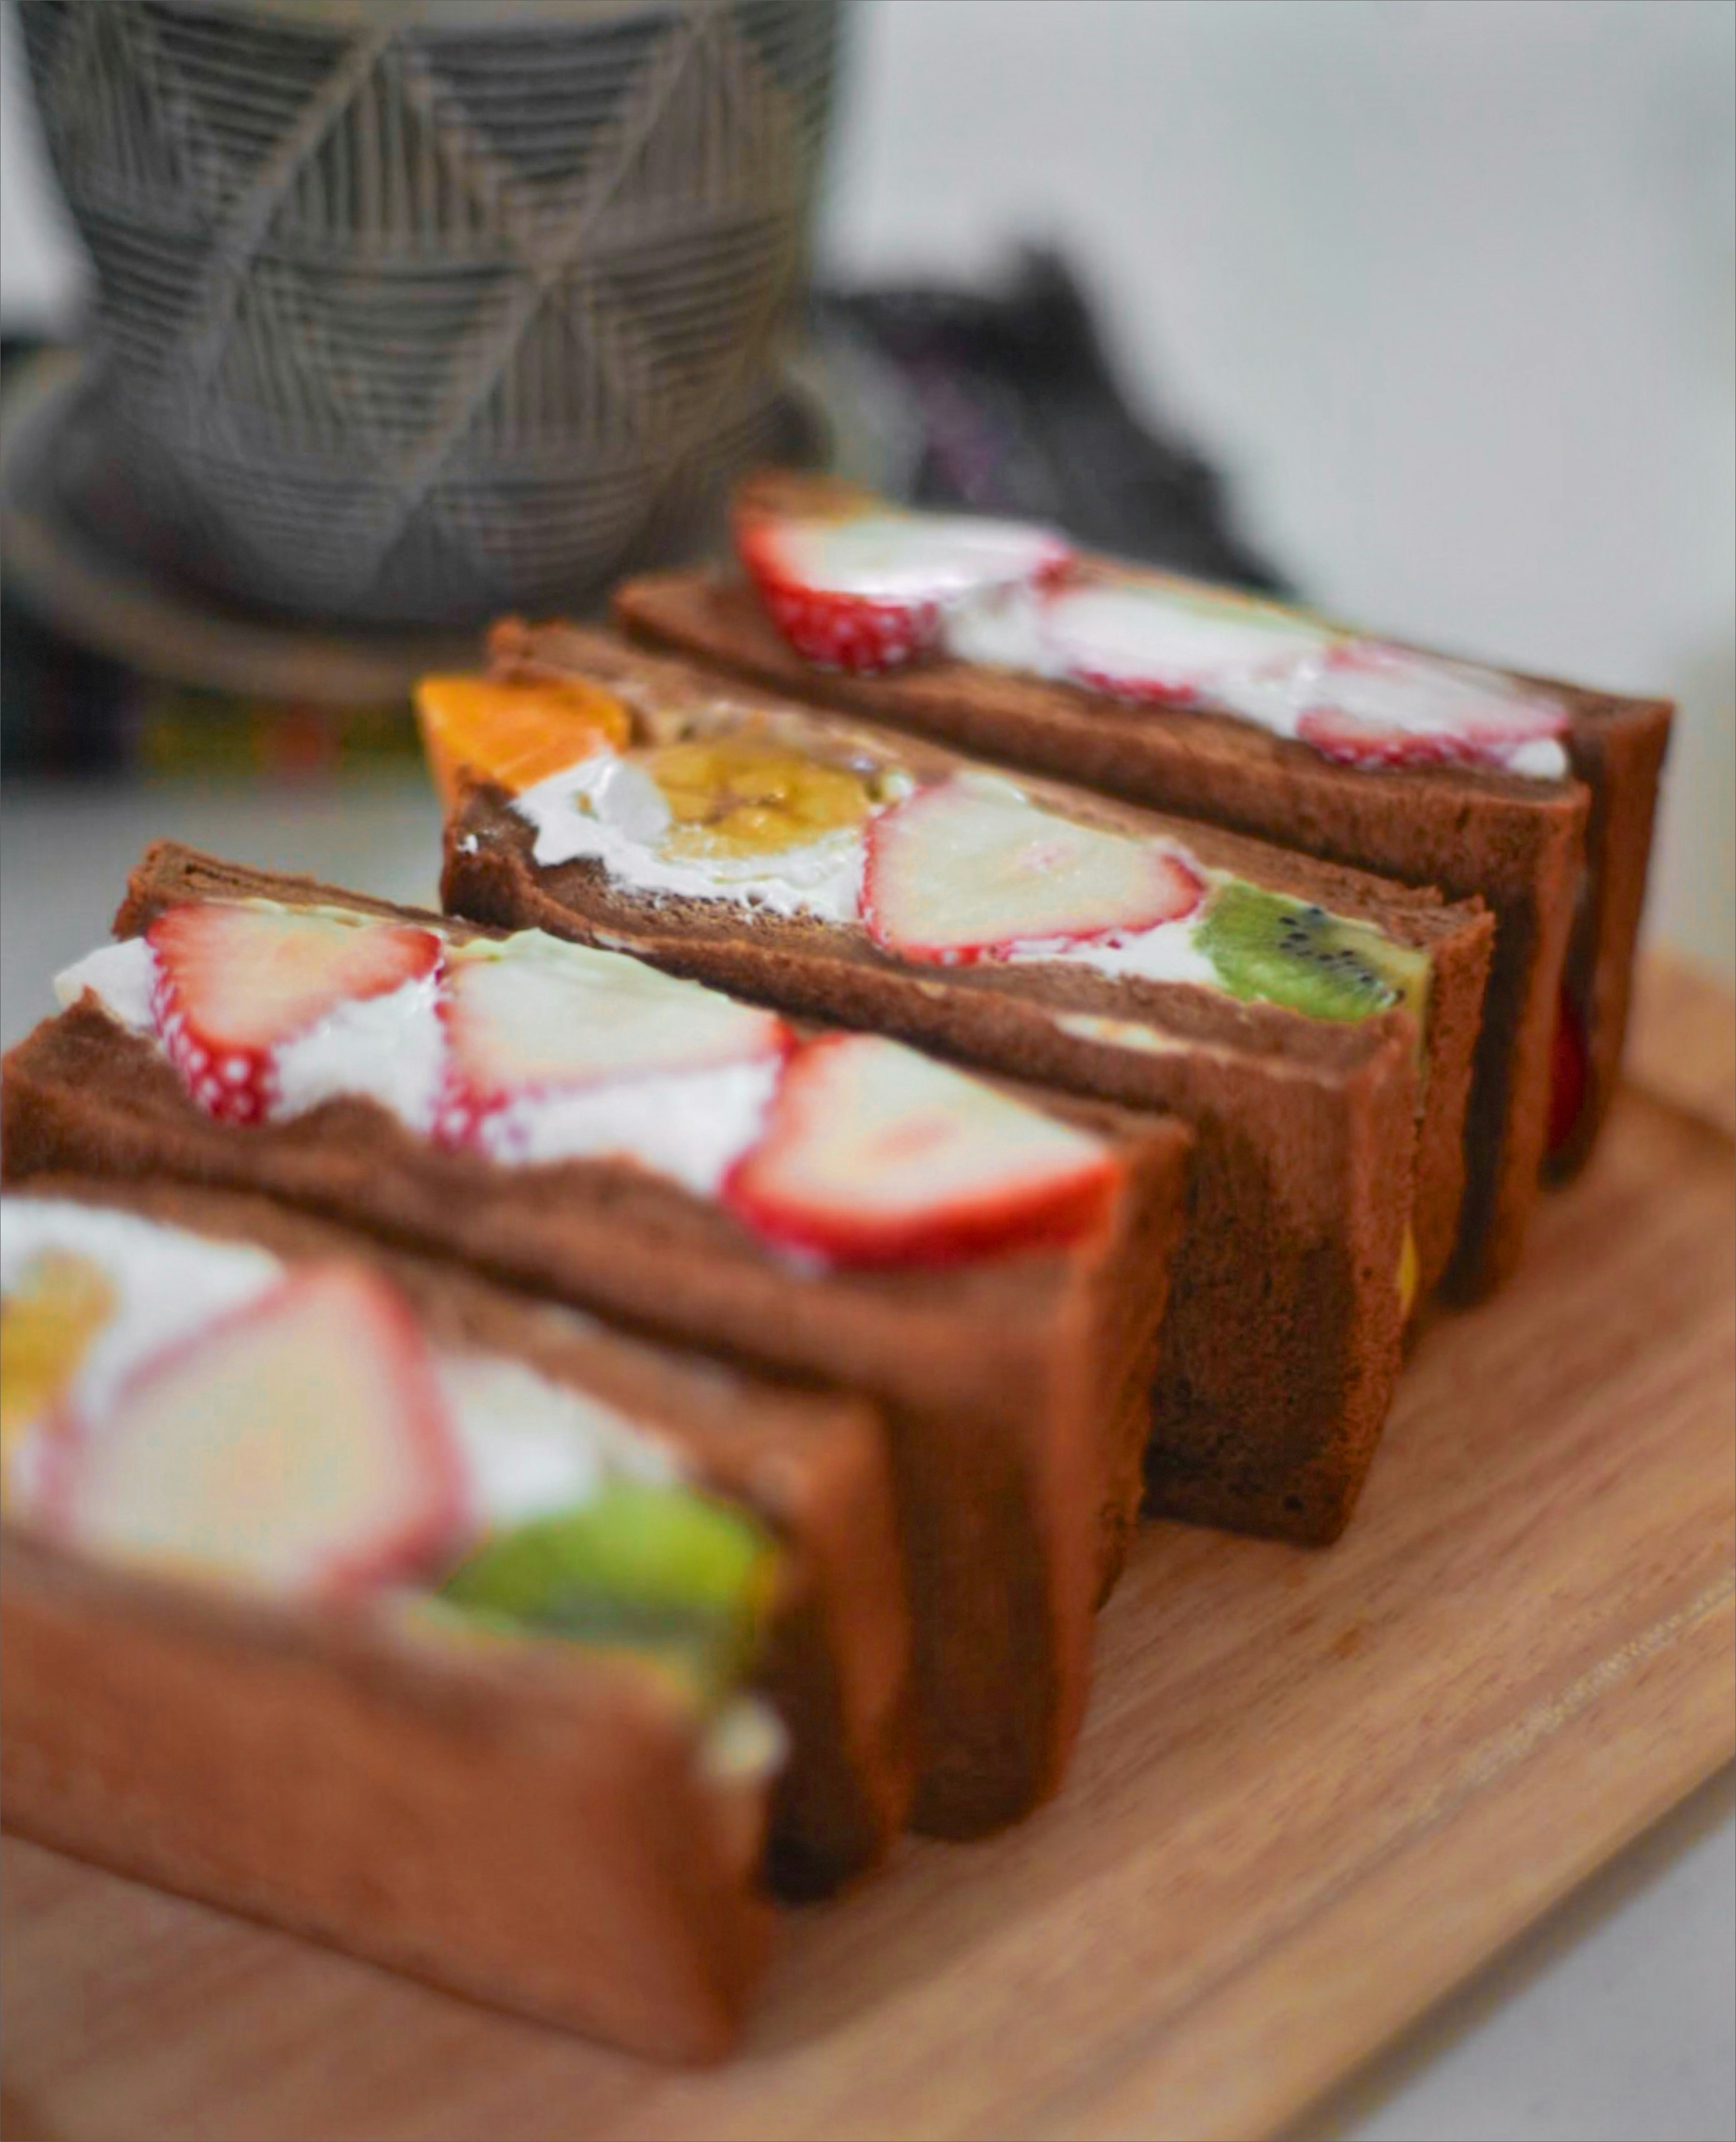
[724,1034,1118,1266]
[42,1263,467,1598]
[438,933,790,1145]
[1284,646,1570,771]
[737,499,1070,674]
[1040,579,1334,703]
[1547,987,1589,1155]
[148,902,442,1125]
[861,775,1204,966]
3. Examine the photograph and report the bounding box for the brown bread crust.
[1551,689,1673,1176]
[2,847,1193,1840]
[441,763,1422,1552]
[1,1527,771,2062]
[613,563,1594,1297]
[3,1174,910,1902]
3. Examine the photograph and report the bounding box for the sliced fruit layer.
[1041,579,1335,702]
[863,775,1204,965]
[0,1252,116,1503]
[1396,1227,1420,1320]
[43,1264,466,1597]
[441,1481,779,1699]
[415,672,632,808]
[148,902,443,1125]
[725,1033,1118,1265]
[1195,882,1431,1028]
[1279,646,1569,770]
[739,500,1070,674]
[439,931,790,1139]
[643,736,874,859]
[1548,988,1589,1155]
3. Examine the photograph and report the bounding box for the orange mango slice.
[415,673,632,809]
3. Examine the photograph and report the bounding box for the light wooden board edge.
[1627,948,1736,1141]
[1048,1579,1736,2141]
[1055,953,1736,2142]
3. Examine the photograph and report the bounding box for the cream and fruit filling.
[0,1194,786,1749]
[56,904,1119,1269]
[512,749,1431,1037]
[735,493,1571,781]
[518,745,883,925]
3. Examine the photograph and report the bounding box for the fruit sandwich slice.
[0,1175,885,2059]
[2,845,1192,1842]
[613,470,1672,1289]
[425,624,1491,1548]
[2,1173,915,1912]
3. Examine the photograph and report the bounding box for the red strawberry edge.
[432,979,795,1153]
[720,1037,1122,1267]
[1060,659,1206,708]
[1294,707,1466,770]
[736,505,1074,676]
[146,908,442,1128]
[150,962,274,1124]
[858,793,1207,967]
[39,1263,472,1599]
[736,510,942,674]
[1294,658,1569,772]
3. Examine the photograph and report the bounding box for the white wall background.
[3,0,1731,970]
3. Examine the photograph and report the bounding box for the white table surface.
[2,774,1732,2142]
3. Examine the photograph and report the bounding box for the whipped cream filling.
[436,1353,678,1529]
[470,1055,782,1196]
[55,938,157,1031]
[514,751,1231,995]
[1000,898,1224,991]
[54,929,776,1197]
[516,753,868,924]
[939,582,1570,783]
[1,1197,679,1534]
[274,971,448,1134]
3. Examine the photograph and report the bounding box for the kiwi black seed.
[1196,882,1431,1028]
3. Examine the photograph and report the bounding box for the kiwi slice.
[1196,881,1431,1030]
[440,1480,781,1699]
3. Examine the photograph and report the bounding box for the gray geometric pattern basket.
[19,0,841,627]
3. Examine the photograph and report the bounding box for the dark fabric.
[816,248,1287,593]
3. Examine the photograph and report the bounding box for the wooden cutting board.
[3,954,1732,2142]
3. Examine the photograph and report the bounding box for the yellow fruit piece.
[415,674,632,808]
[0,1252,117,1502]
[645,737,873,859]
[1396,1226,1420,1320]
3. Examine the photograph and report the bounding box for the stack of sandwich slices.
[0,472,1671,2062]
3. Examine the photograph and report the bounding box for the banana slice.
[1,1251,117,1500]
[644,737,875,859]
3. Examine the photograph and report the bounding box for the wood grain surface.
[3,958,1732,2142]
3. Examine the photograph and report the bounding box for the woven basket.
[19,0,841,627]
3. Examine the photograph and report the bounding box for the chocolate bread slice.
[0,1180,800,2059]
[4,1530,778,2059]
[614,519,1661,1294]
[3,1538,774,2062]
[0,1175,909,1901]
[2,846,1192,1841]
[433,626,1490,1549]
